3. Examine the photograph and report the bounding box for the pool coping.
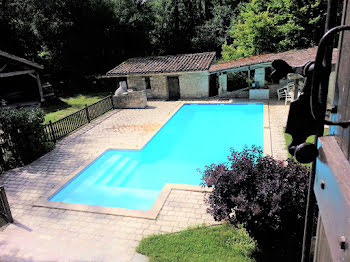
[35,184,212,220]
[34,101,271,219]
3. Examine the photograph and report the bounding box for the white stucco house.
[104,52,216,100]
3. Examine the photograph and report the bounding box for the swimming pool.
[50,103,264,210]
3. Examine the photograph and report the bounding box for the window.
[145,77,151,89]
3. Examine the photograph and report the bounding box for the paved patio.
[0,100,289,262]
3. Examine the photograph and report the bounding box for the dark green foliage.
[0,108,54,167]
[227,72,248,91]
[0,0,331,90]
[222,0,330,61]
[0,0,40,59]
[200,146,310,261]
[34,0,153,81]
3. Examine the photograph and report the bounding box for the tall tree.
[33,0,153,81]
[149,0,202,54]
[192,1,243,53]
[0,0,40,58]
[221,0,328,61]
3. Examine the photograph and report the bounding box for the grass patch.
[42,92,110,123]
[284,128,329,159]
[136,224,256,262]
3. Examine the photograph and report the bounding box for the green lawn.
[284,128,329,159]
[136,224,256,262]
[42,92,110,124]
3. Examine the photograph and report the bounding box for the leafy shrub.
[200,146,309,261]
[227,72,248,91]
[0,108,54,168]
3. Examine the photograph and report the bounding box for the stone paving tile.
[268,100,290,160]
[0,100,288,261]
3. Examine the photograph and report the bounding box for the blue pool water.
[50,104,264,210]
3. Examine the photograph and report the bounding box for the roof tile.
[209,47,338,72]
[106,52,216,76]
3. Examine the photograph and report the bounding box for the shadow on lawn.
[41,98,71,114]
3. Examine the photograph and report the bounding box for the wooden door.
[167,76,180,100]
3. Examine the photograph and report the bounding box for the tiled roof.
[106,52,216,76]
[0,50,43,69]
[209,47,338,73]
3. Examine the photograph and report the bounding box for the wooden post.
[0,185,14,223]
[110,93,115,109]
[35,72,45,102]
[248,68,251,87]
[85,104,91,123]
[48,121,56,143]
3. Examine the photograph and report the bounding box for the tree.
[0,0,41,59]
[33,0,152,82]
[192,3,239,53]
[221,0,327,61]
[149,0,203,55]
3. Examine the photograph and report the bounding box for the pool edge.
[34,100,271,219]
[34,184,212,220]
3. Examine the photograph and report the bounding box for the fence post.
[49,121,56,143]
[0,144,6,171]
[85,104,91,123]
[0,185,14,223]
[110,93,115,109]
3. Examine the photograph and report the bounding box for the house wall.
[127,76,146,91]
[218,73,227,95]
[254,68,265,87]
[125,70,210,99]
[178,71,209,98]
[150,75,168,99]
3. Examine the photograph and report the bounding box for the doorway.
[209,74,218,96]
[167,76,180,100]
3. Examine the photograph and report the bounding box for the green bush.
[0,108,54,168]
[227,72,248,91]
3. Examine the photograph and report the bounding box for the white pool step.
[106,159,139,187]
[92,155,129,185]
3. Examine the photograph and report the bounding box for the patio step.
[106,159,139,187]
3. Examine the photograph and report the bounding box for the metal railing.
[0,186,13,223]
[44,95,113,142]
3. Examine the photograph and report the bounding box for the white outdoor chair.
[284,89,293,105]
[277,82,294,100]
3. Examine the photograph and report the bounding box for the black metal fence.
[0,185,13,223]
[44,95,113,142]
[0,95,113,171]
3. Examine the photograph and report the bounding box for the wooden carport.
[208,47,338,95]
[0,50,44,103]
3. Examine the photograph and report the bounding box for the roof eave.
[104,69,210,78]
[0,50,44,70]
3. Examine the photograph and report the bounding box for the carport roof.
[209,47,338,73]
[106,52,216,76]
[0,50,43,69]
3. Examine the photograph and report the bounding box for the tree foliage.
[221,0,328,61]
[0,108,54,168]
[0,0,330,88]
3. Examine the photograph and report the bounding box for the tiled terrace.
[0,100,289,262]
